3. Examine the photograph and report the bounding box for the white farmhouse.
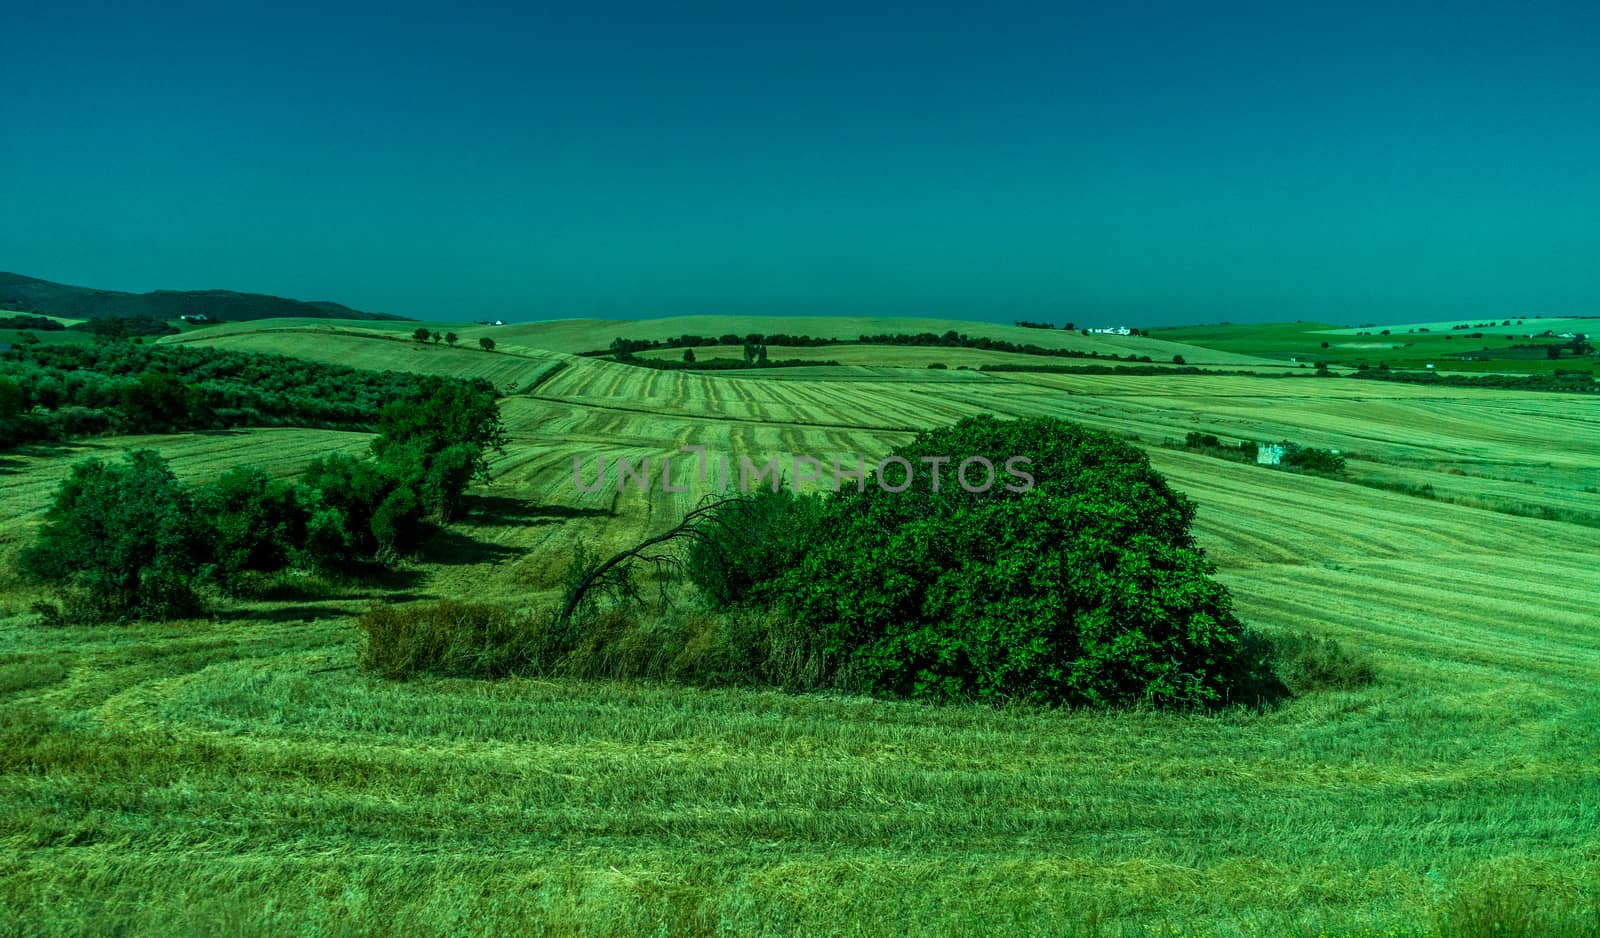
[1257,443,1288,466]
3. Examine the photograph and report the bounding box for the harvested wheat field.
[4,317,1598,936]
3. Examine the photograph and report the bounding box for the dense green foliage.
[360,601,537,680]
[980,363,1213,374]
[685,488,825,610]
[21,451,211,621]
[370,376,508,523]
[21,375,506,619]
[1270,632,1376,693]
[358,597,825,692]
[595,330,1159,363]
[69,316,179,338]
[0,314,64,331]
[1351,367,1596,392]
[0,342,493,450]
[198,466,311,590]
[614,354,841,371]
[1282,446,1347,474]
[692,416,1277,708]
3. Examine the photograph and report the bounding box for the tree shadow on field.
[464,494,613,527]
[421,527,528,566]
[6,440,102,462]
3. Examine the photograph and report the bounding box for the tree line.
[593,329,1154,366]
[21,375,506,623]
[1,342,495,450]
[1349,368,1596,393]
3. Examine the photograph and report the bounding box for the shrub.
[359,601,541,679]
[1283,446,1346,474]
[1270,632,1375,693]
[370,484,427,559]
[371,375,505,522]
[1184,431,1221,449]
[687,488,825,610]
[199,466,309,591]
[927,362,947,369]
[753,416,1280,708]
[21,450,210,621]
[299,454,396,568]
[357,600,812,686]
[551,604,831,688]
[119,370,203,433]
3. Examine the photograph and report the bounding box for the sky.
[3,0,1598,325]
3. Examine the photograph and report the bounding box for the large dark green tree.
[299,453,404,566]
[118,370,202,432]
[22,450,210,620]
[198,466,309,589]
[370,376,505,522]
[699,416,1276,708]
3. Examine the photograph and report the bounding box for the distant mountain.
[0,272,408,322]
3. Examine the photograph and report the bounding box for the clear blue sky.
[4,0,1598,325]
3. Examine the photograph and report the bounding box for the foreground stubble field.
[2,323,1598,935]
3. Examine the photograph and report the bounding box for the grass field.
[4,319,1600,935]
[1157,319,1599,375]
[168,315,1282,367]
[162,327,568,392]
[0,310,94,349]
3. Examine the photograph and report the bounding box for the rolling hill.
[0,272,407,323]
[5,315,1599,932]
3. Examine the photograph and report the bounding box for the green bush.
[118,370,203,433]
[370,375,505,523]
[359,601,540,680]
[1270,633,1375,693]
[359,599,830,690]
[554,605,829,688]
[751,416,1279,708]
[198,466,309,591]
[1184,431,1221,448]
[370,485,427,560]
[687,488,825,610]
[20,450,210,622]
[299,454,395,568]
[1283,446,1346,474]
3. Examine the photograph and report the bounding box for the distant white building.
[1256,443,1288,466]
[1088,327,1132,336]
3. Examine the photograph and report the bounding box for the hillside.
[3,333,1599,932]
[0,272,406,323]
[163,314,1284,369]
[1158,318,1600,375]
